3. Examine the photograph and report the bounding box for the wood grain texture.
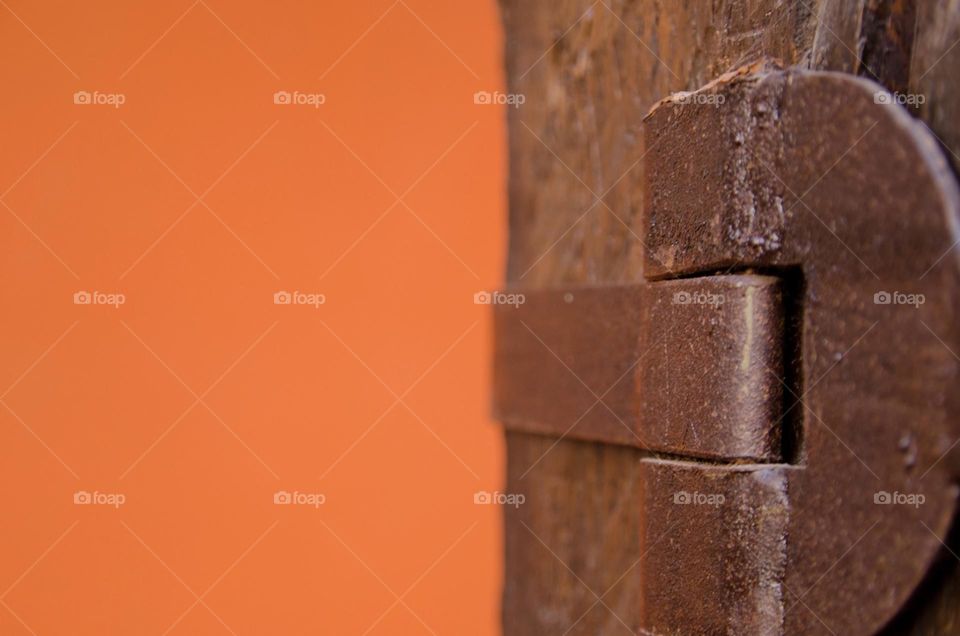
[912,0,960,163]
[503,431,643,635]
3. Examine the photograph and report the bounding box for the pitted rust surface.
[493,275,784,461]
[638,459,790,635]
[644,69,793,272]
[638,276,785,461]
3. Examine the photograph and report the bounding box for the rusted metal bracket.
[494,275,786,461]
[493,69,960,635]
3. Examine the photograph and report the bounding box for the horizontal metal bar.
[492,275,785,462]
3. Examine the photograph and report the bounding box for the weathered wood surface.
[503,431,644,635]
[499,0,960,634]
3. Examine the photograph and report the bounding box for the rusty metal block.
[638,275,784,461]
[638,458,790,635]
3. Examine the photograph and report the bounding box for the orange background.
[0,1,504,634]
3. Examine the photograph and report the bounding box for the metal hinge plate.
[493,68,960,635]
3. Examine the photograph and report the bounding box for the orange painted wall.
[0,1,505,633]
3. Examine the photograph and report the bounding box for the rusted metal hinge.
[493,69,960,635]
[494,275,787,460]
